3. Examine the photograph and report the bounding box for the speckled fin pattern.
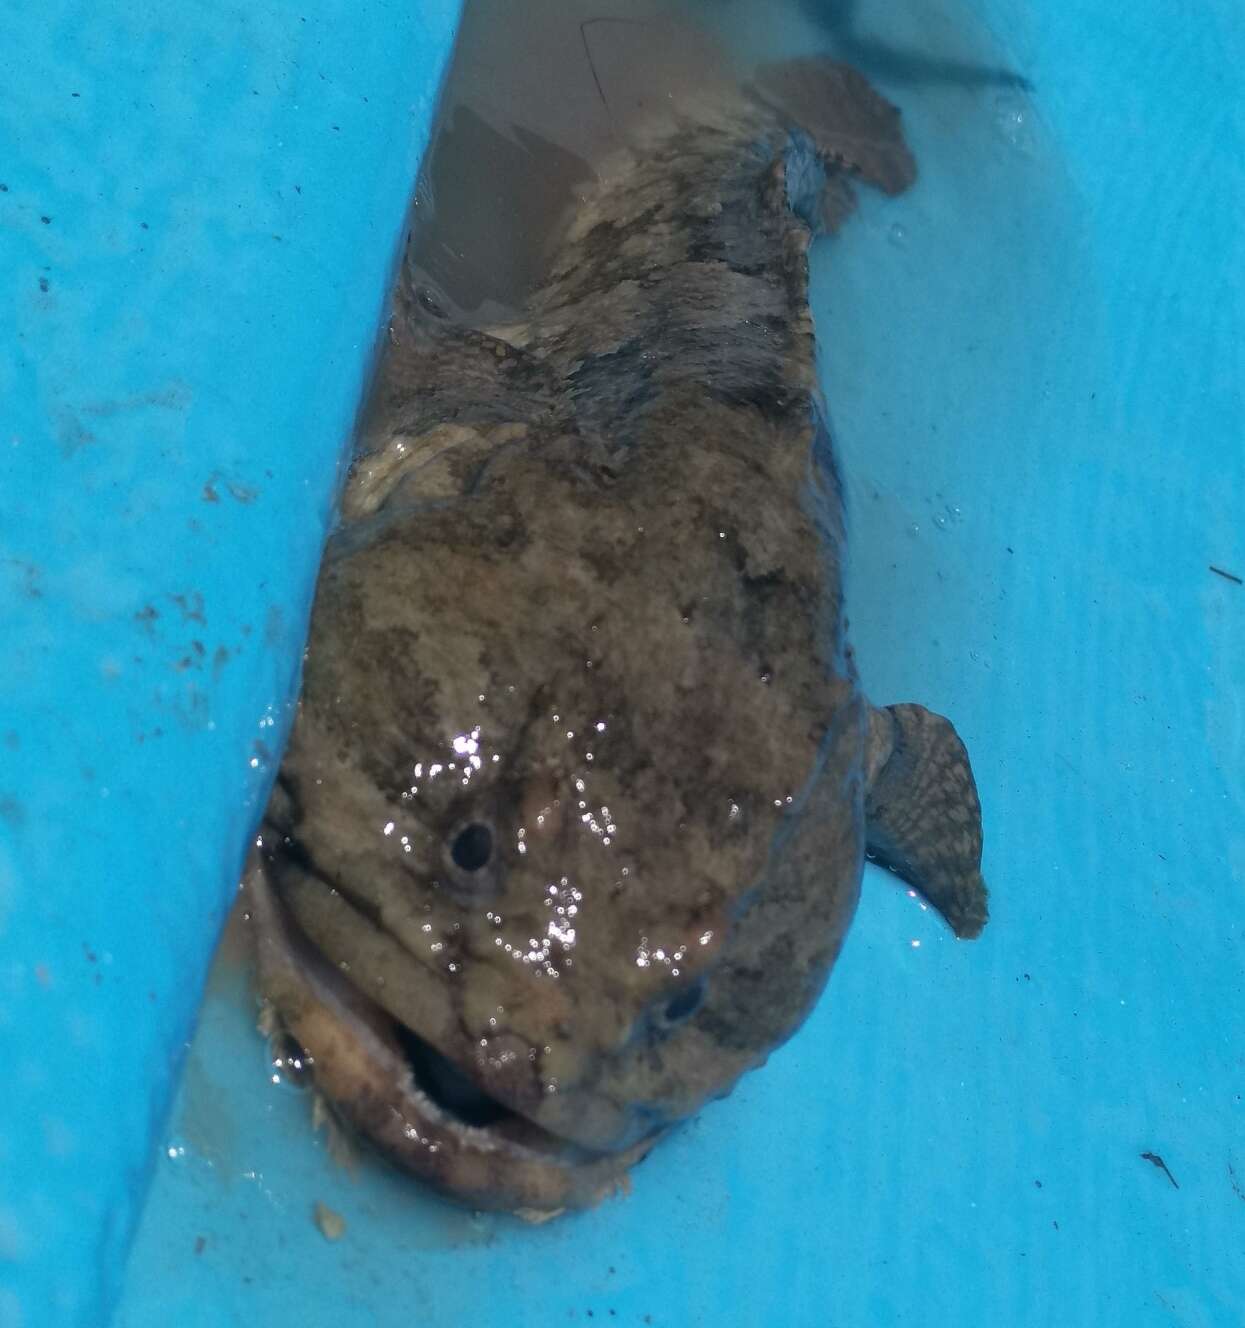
[863,703,988,938]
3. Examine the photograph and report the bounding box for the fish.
[249,46,988,1218]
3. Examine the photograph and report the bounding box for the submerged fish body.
[254,57,987,1215]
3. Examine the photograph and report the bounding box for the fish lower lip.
[247,856,658,1213]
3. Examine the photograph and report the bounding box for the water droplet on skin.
[269,1032,313,1087]
[888,221,908,248]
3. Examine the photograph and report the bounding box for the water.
[115,0,1244,1324]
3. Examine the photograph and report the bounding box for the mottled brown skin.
[254,59,988,1214]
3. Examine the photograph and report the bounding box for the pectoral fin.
[864,703,988,939]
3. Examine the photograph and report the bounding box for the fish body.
[253,57,987,1215]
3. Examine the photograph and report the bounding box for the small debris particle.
[202,482,219,502]
[1209,564,1242,585]
[1140,1152,1179,1189]
[169,591,206,623]
[140,222,149,230]
[194,1235,206,1254]
[34,964,51,987]
[38,277,49,292]
[40,215,52,224]
[313,1201,346,1241]
[1034,1179,1042,1188]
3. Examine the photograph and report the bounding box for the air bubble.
[993,94,1035,154]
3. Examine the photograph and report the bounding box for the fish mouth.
[245,858,655,1216]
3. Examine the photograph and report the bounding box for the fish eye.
[661,975,707,1025]
[450,821,493,873]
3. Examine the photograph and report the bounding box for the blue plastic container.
[3,0,1242,1324]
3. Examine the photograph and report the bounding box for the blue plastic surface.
[6,0,1243,1324]
[113,1,1244,1323]
[0,3,459,1324]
